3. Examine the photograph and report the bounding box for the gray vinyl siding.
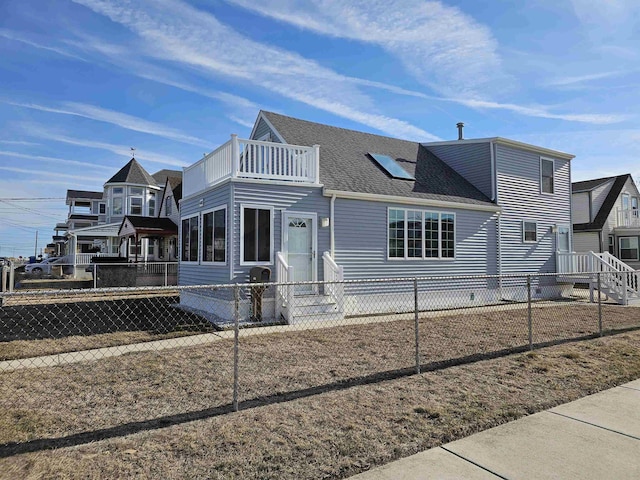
[424,143,493,199]
[495,144,571,274]
[333,198,498,279]
[178,183,232,286]
[232,183,329,283]
[252,118,281,142]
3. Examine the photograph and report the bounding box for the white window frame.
[165,195,173,216]
[180,214,200,264]
[387,207,456,260]
[201,205,227,265]
[540,157,555,195]
[622,193,630,210]
[240,204,274,266]
[522,220,538,243]
[619,236,639,262]
[129,196,143,216]
[148,191,156,217]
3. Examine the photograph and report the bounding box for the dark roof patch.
[152,169,182,185]
[66,189,103,201]
[261,111,493,207]
[572,176,614,193]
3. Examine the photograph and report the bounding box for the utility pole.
[34,230,38,256]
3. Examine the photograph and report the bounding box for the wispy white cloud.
[0,28,85,61]
[0,166,100,181]
[545,70,630,87]
[227,0,507,98]
[0,140,40,146]
[21,124,188,167]
[224,0,629,125]
[6,100,211,148]
[452,98,629,124]
[0,151,112,171]
[72,0,439,140]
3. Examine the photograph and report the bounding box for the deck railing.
[183,135,320,198]
[322,251,344,309]
[616,208,640,228]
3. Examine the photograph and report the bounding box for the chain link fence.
[1,272,639,446]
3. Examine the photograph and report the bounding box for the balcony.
[183,135,320,198]
[616,209,640,228]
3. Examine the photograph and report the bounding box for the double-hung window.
[148,192,156,217]
[523,221,537,243]
[241,206,273,263]
[540,158,554,194]
[388,208,455,259]
[181,215,200,262]
[203,206,227,263]
[112,187,123,215]
[129,187,144,215]
[619,237,639,261]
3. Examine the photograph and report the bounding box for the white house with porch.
[179,111,605,323]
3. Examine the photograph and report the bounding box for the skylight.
[368,153,415,180]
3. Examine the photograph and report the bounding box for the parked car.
[24,256,70,275]
[0,257,9,268]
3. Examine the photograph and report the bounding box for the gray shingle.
[261,111,493,206]
[106,158,158,186]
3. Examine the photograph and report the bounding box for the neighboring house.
[179,111,576,322]
[572,174,640,268]
[55,158,182,264]
[156,176,182,261]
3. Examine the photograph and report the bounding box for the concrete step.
[289,310,345,325]
[293,294,336,306]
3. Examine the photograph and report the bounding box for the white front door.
[556,225,571,253]
[285,213,316,293]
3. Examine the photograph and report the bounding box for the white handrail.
[276,252,295,321]
[322,251,344,310]
[184,136,319,198]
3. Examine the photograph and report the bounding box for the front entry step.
[289,294,344,324]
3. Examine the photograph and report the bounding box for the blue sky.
[0,0,639,256]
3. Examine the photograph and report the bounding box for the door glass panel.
[288,216,313,288]
[557,226,570,252]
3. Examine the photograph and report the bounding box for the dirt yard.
[1,330,639,480]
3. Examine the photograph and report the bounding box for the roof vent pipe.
[456,122,464,140]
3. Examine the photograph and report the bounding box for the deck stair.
[558,251,640,305]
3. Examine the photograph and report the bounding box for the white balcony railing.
[617,208,640,228]
[183,135,320,197]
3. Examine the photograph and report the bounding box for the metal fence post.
[233,284,240,412]
[598,272,603,336]
[93,264,97,289]
[527,275,533,351]
[414,278,420,374]
[164,263,168,287]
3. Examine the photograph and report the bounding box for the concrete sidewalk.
[351,379,640,480]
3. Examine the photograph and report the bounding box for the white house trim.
[239,203,275,266]
[323,189,501,213]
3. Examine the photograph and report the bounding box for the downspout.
[492,142,502,296]
[330,194,336,258]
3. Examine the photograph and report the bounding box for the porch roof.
[118,216,178,238]
[67,222,120,238]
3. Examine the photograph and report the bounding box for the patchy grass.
[0,331,639,479]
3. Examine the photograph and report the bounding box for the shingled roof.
[572,176,614,193]
[105,158,158,186]
[152,169,182,186]
[573,174,631,232]
[261,111,494,207]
